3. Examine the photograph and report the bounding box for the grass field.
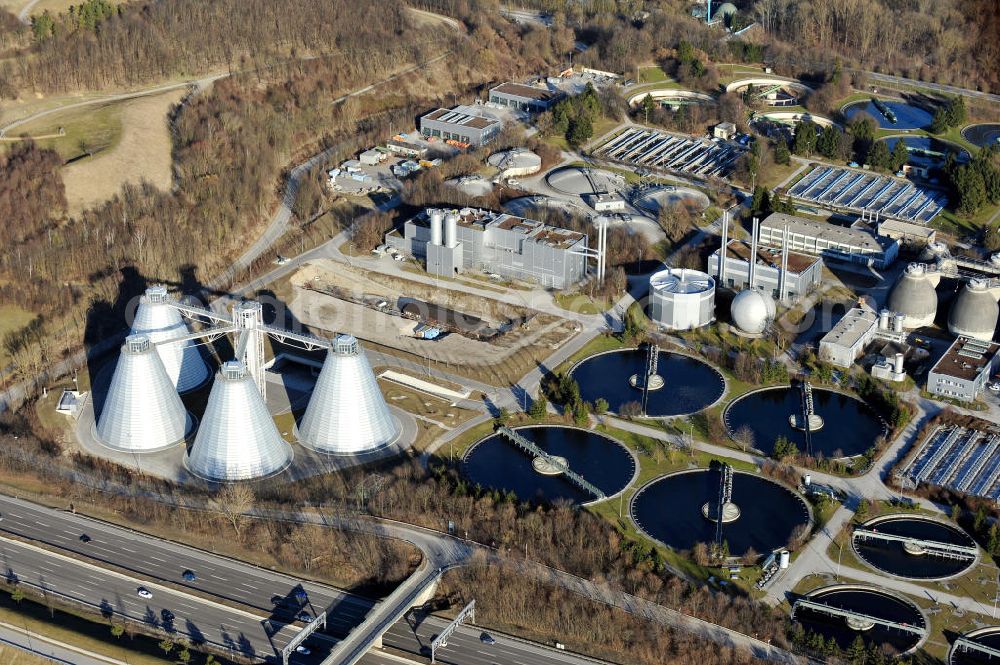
[60,89,184,214]
[2,99,123,160]
[0,305,36,368]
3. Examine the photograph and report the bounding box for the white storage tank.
[445,213,458,248]
[648,268,716,330]
[429,210,444,247]
[779,550,790,569]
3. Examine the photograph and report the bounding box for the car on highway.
[297,611,313,623]
[480,633,496,645]
[182,569,197,582]
[295,646,311,655]
[161,609,175,623]
[79,534,91,543]
[990,382,1000,393]
[137,587,153,600]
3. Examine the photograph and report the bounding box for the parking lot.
[787,165,944,223]
[594,127,744,179]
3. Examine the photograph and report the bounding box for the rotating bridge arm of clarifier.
[791,599,925,635]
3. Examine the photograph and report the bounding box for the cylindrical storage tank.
[779,550,790,569]
[96,334,192,452]
[429,210,444,246]
[948,278,999,342]
[894,353,904,374]
[887,263,937,329]
[731,289,776,335]
[893,313,905,333]
[648,268,716,330]
[804,474,811,486]
[879,309,891,331]
[445,213,458,248]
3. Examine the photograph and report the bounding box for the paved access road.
[0,495,373,635]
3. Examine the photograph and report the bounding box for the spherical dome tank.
[948,279,999,342]
[731,289,775,334]
[888,263,937,329]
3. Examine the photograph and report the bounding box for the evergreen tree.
[867,140,891,170]
[889,139,909,172]
[846,635,867,664]
[641,94,656,123]
[774,140,790,165]
[567,115,593,148]
[816,125,842,159]
[792,120,817,155]
[528,393,548,420]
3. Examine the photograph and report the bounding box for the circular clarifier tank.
[635,186,710,215]
[950,626,1000,665]
[962,124,1000,149]
[629,465,810,555]
[843,99,933,130]
[878,136,970,170]
[462,426,637,505]
[794,585,927,655]
[545,166,624,196]
[852,514,978,580]
[570,348,725,418]
[724,386,886,458]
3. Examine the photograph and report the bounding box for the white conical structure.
[131,286,210,393]
[96,334,192,452]
[185,361,292,481]
[298,335,400,455]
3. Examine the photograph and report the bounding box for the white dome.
[731,289,775,334]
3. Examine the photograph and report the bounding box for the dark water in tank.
[462,426,635,504]
[795,588,924,654]
[953,630,1000,665]
[725,387,885,458]
[879,136,970,169]
[629,468,810,555]
[962,123,1000,149]
[854,517,976,579]
[843,100,933,130]
[570,349,725,417]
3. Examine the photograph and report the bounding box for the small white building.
[359,149,385,166]
[818,303,879,368]
[714,122,737,141]
[588,193,626,212]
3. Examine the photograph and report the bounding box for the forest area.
[470,0,999,93]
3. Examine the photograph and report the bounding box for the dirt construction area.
[286,260,580,384]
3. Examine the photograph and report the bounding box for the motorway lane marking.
[0,535,276,623]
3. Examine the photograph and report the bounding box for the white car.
[295,646,311,655]
[989,383,1000,393]
[136,587,153,600]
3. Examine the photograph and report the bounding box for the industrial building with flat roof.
[489,82,564,113]
[385,207,588,289]
[928,337,1000,402]
[818,304,879,368]
[419,105,502,147]
[707,239,822,301]
[759,213,899,269]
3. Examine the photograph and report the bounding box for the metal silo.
[429,209,444,246]
[445,212,458,248]
[96,334,192,452]
[131,286,210,393]
[297,334,400,455]
[948,278,999,342]
[185,360,292,481]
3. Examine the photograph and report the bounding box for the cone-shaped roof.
[131,286,210,393]
[298,335,400,455]
[185,361,292,481]
[96,335,192,452]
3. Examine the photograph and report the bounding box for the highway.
[0,495,373,635]
[0,535,297,661]
[384,614,611,665]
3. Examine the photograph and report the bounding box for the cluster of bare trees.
[756,0,998,92]
[443,561,768,665]
[0,0,413,96]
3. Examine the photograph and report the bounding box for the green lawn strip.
[553,292,604,316]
